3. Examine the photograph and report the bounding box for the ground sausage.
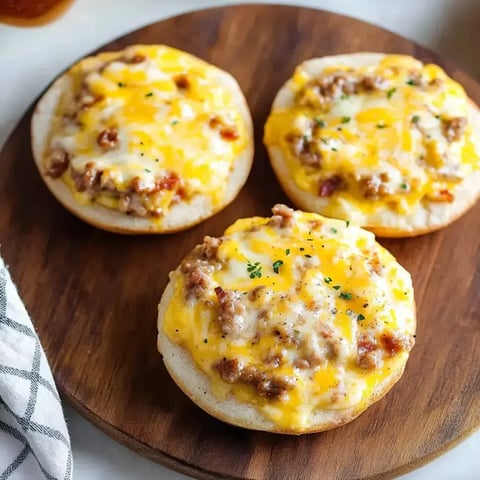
[213,359,295,401]
[215,287,245,336]
[381,333,415,357]
[47,148,69,178]
[173,73,190,90]
[269,204,295,228]
[360,75,385,91]
[214,358,244,383]
[208,115,239,141]
[200,236,221,260]
[361,174,391,199]
[442,117,467,142]
[97,128,119,149]
[357,333,383,370]
[181,259,214,299]
[319,175,343,197]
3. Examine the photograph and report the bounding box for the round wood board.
[1,4,479,480]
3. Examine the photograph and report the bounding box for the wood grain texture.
[1,5,479,479]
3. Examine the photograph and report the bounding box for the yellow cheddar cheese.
[264,54,480,236]
[160,206,416,432]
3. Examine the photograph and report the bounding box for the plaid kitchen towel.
[0,256,72,480]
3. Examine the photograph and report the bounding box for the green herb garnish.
[324,276,332,284]
[247,261,262,279]
[171,119,179,125]
[145,92,154,97]
[406,79,416,86]
[412,115,420,124]
[304,254,312,258]
[272,260,284,274]
[333,285,341,290]
[203,338,208,344]
[118,82,125,88]
[339,292,352,300]
[330,227,338,234]
[314,118,326,127]
[357,313,366,321]
[341,116,351,124]
[285,248,290,256]
[387,87,396,99]
[345,220,350,227]
[400,183,408,190]
[144,168,151,172]
[376,123,387,129]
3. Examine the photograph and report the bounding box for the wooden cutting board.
[1,5,479,479]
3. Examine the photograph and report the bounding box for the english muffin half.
[264,53,480,237]
[32,45,253,233]
[157,205,416,434]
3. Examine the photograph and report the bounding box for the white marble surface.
[1,1,479,478]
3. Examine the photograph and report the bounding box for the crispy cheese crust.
[31,45,253,233]
[264,53,480,237]
[157,205,416,434]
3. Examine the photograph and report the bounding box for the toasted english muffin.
[264,53,480,237]
[157,205,416,434]
[31,45,253,234]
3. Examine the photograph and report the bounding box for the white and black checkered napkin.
[0,256,72,480]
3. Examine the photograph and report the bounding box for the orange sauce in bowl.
[0,0,74,27]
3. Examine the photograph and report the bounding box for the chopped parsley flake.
[304,254,312,258]
[314,118,326,127]
[330,227,338,234]
[340,94,349,100]
[294,329,300,335]
[339,292,352,300]
[357,313,366,321]
[324,276,332,284]
[171,119,179,125]
[341,116,351,124]
[145,92,154,97]
[376,123,387,129]
[285,248,290,256]
[345,220,350,227]
[331,147,338,152]
[333,285,341,290]
[406,79,416,86]
[247,261,262,279]
[387,87,396,98]
[435,114,441,119]
[272,260,284,274]
[117,82,125,87]
[400,183,408,190]
[144,168,151,172]
[307,238,313,241]
[412,115,420,123]
[155,158,159,162]
[320,137,329,144]
[203,338,208,344]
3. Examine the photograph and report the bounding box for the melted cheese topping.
[46,45,249,216]
[264,55,480,220]
[162,210,415,430]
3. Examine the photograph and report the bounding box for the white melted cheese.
[264,54,480,220]
[163,209,416,430]
[45,44,249,214]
